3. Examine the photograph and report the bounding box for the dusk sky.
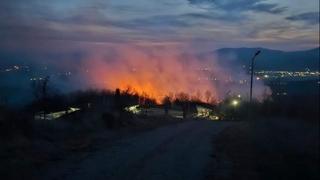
[0,0,319,53]
[1,2,319,179]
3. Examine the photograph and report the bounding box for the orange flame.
[84,45,219,103]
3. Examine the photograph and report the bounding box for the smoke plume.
[74,44,271,103]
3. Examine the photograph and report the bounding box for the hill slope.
[215,47,319,71]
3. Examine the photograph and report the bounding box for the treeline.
[0,85,212,139]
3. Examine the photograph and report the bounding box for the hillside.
[215,47,319,71]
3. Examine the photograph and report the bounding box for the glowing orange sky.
[82,44,271,103]
[84,45,219,103]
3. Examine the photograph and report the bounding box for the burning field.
[80,44,270,103]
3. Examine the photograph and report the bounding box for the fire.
[83,45,219,103]
[79,44,271,103]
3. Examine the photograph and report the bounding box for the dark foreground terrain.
[1,118,318,180]
[209,118,319,180]
[34,120,232,180]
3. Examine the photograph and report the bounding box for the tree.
[162,96,171,116]
[176,92,190,119]
[114,88,123,113]
[31,76,50,120]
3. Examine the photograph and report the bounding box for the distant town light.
[210,115,220,120]
[125,105,141,114]
[231,100,239,106]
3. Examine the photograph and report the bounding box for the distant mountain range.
[214,47,319,71]
[1,47,319,71]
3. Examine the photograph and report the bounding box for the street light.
[249,50,261,104]
[231,100,239,107]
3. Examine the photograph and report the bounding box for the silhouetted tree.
[114,88,123,113]
[31,76,50,119]
[162,96,171,116]
[176,92,190,119]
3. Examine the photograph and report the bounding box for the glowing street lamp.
[231,100,239,107]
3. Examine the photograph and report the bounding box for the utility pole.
[249,50,261,104]
[42,76,50,120]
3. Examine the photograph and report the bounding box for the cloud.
[188,0,286,14]
[182,12,246,21]
[252,3,286,14]
[0,0,317,51]
[286,12,320,25]
[116,15,192,29]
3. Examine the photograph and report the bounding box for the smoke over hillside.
[0,43,271,105]
[75,44,270,102]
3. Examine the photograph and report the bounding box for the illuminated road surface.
[40,120,231,180]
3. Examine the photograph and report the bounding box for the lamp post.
[249,50,261,104]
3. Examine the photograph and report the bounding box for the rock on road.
[39,120,232,180]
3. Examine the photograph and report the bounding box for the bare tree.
[162,96,171,116]
[176,92,190,119]
[114,88,123,113]
[31,76,50,119]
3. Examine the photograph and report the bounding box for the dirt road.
[38,120,232,180]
